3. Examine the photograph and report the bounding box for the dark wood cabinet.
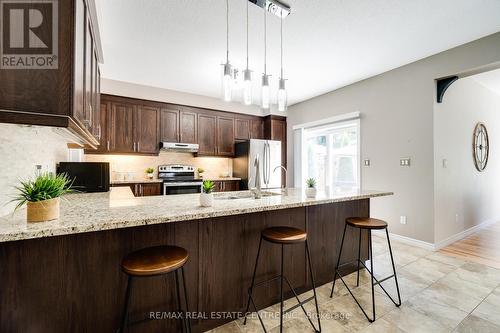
[251,118,265,139]
[212,180,239,192]
[198,114,217,155]
[93,102,109,153]
[235,118,250,140]
[0,0,102,148]
[265,115,287,185]
[180,110,198,144]
[216,116,235,156]
[112,182,162,196]
[109,102,135,153]
[135,105,159,154]
[160,107,180,142]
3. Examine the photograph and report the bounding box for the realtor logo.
[0,0,58,69]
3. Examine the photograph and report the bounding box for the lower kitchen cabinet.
[112,182,162,196]
[212,180,239,192]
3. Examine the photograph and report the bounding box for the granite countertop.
[110,179,164,184]
[0,188,393,243]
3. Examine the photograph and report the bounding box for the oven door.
[163,182,202,195]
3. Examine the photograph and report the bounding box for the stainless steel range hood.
[161,142,199,153]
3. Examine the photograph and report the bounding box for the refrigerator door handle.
[263,142,267,185]
[267,142,271,185]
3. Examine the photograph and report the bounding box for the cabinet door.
[180,110,198,144]
[109,102,135,153]
[135,106,159,154]
[91,51,100,138]
[235,118,250,140]
[223,180,239,192]
[84,15,94,130]
[140,183,162,196]
[93,102,109,153]
[212,181,223,192]
[160,108,179,142]
[73,0,86,126]
[251,119,264,139]
[217,116,235,156]
[271,119,287,185]
[198,114,217,155]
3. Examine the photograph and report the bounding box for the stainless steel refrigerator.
[233,139,282,190]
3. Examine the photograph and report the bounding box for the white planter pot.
[147,173,154,180]
[200,192,214,207]
[305,187,317,198]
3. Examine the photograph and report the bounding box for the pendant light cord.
[246,0,249,69]
[280,9,283,78]
[263,6,267,74]
[226,0,229,62]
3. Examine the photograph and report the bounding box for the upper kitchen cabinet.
[160,106,180,142]
[235,118,250,140]
[216,116,235,156]
[179,109,198,144]
[135,105,160,154]
[0,0,103,148]
[197,114,217,155]
[264,115,287,183]
[109,101,136,153]
[251,118,265,139]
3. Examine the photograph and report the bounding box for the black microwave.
[57,162,110,192]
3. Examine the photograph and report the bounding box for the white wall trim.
[292,111,360,130]
[373,230,435,251]
[433,219,498,250]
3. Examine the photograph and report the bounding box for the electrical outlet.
[400,216,407,225]
[364,159,370,166]
[400,158,410,167]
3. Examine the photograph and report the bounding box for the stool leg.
[120,276,133,333]
[174,269,187,333]
[243,236,263,325]
[356,228,362,287]
[305,241,322,332]
[330,223,347,298]
[386,228,402,307]
[368,230,376,322]
[280,244,284,333]
[181,266,192,333]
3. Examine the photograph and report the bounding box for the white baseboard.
[373,230,435,251]
[374,219,497,251]
[433,219,497,250]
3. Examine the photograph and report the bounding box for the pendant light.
[221,0,232,102]
[261,8,270,109]
[242,0,252,105]
[277,9,287,111]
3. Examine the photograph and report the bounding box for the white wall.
[434,77,500,243]
[287,32,500,243]
[0,124,68,216]
[101,78,268,117]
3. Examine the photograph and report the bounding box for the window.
[302,119,360,191]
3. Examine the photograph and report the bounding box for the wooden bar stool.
[330,217,401,322]
[243,226,321,332]
[119,245,191,333]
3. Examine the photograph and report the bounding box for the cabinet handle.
[137,142,140,152]
[97,124,101,140]
[106,140,110,151]
[133,142,136,152]
[89,105,93,126]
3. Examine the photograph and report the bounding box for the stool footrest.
[282,295,316,314]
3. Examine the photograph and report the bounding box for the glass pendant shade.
[261,74,270,109]
[222,62,232,102]
[243,69,252,105]
[277,78,287,111]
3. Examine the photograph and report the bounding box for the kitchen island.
[0,188,392,332]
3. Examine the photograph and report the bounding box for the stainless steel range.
[158,165,203,195]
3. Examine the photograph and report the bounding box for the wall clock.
[473,122,489,172]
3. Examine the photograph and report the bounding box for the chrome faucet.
[250,155,262,199]
[273,165,288,196]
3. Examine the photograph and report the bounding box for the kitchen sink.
[214,191,281,200]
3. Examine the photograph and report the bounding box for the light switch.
[364,159,370,166]
[442,159,448,168]
[400,158,410,167]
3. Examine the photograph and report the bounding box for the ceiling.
[95,0,500,107]
[472,68,500,96]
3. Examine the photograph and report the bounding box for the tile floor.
[206,232,500,333]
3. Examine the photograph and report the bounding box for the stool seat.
[346,217,388,230]
[122,245,188,276]
[262,226,307,244]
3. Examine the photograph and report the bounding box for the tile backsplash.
[85,152,233,181]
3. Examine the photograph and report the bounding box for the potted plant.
[200,180,215,207]
[197,167,205,179]
[12,172,73,223]
[305,178,317,198]
[145,167,155,180]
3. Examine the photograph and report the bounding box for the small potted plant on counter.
[145,167,155,180]
[200,180,215,207]
[12,172,73,223]
[305,178,317,198]
[197,167,205,179]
